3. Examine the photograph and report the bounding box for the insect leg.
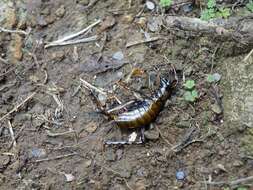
[140,126,145,143]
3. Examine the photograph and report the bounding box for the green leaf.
[160,0,172,8]
[207,74,215,83]
[183,90,198,102]
[246,0,253,12]
[200,8,215,20]
[207,73,221,83]
[217,7,230,18]
[237,187,248,190]
[207,0,216,8]
[184,80,195,90]
[184,91,195,102]
[191,90,198,98]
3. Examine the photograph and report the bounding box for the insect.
[100,76,177,145]
[112,77,176,128]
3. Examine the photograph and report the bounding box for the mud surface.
[0,0,253,189]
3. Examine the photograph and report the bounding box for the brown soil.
[0,0,253,190]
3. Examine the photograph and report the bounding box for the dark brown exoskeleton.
[103,76,177,145]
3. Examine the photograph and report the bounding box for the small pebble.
[63,173,75,182]
[144,129,159,140]
[31,148,47,158]
[112,51,124,61]
[176,170,186,180]
[146,1,155,10]
[182,4,193,13]
[84,160,92,168]
[55,5,65,18]
[213,73,222,82]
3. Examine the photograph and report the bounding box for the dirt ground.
[0,0,253,190]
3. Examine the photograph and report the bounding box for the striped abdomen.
[114,77,174,128]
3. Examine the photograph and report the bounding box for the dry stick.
[243,48,253,62]
[7,120,16,147]
[0,57,9,64]
[8,124,26,150]
[80,78,107,96]
[34,152,77,163]
[0,82,16,92]
[45,19,101,48]
[126,36,162,48]
[107,100,135,113]
[203,176,253,187]
[0,92,36,122]
[0,27,28,35]
[45,35,98,48]
[46,129,75,137]
[0,67,16,77]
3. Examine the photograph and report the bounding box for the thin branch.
[45,19,101,48]
[0,27,28,35]
[0,57,9,64]
[107,100,135,113]
[44,35,98,48]
[202,176,253,187]
[34,152,77,163]
[0,92,36,122]
[243,48,253,62]
[46,129,75,137]
[80,78,107,96]
[126,36,163,48]
[7,120,16,148]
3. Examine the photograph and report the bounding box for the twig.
[72,84,81,97]
[8,123,26,150]
[34,152,77,163]
[7,120,16,147]
[107,100,135,113]
[202,176,253,187]
[243,48,253,62]
[80,78,107,96]
[45,35,98,48]
[126,36,162,48]
[0,92,36,122]
[0,67,16,77]
[46,129,75,137]
[0,27,28,35]
[45,19,101,48]
[42,69,48,84]
[0,82,16,92]
[0,57,9,64]
[170,128,204,153]
[173,139,203,153]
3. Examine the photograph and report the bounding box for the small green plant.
[183,80,195,90]
[206,73,221,83]
[183,80,198,102]
[237,187,248,190]
[160,0,172,8]
[200,0,231,20]
[246,0,253,12]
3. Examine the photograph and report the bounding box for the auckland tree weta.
[83,73,177,145]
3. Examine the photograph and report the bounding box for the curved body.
[114,78,175,128]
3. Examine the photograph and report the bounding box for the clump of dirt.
[0,0,253,189]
